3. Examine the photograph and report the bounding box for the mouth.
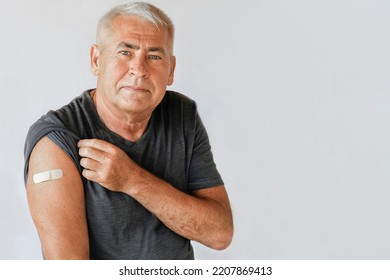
[121,85,149,93]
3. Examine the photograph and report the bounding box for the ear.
[90,44,100,76]
[167,56,176,86]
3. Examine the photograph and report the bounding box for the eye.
[119,51,130,56]
[149,55,161,60]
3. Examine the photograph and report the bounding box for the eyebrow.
[117,42,166,55]
[118,42,138,50]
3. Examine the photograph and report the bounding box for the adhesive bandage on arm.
[33,169,63,184]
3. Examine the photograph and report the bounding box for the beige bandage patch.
[33,169,63,184]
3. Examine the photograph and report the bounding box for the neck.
[91,90,151,142]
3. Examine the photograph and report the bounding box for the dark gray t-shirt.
[24,90,224,260]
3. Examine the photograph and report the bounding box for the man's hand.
[78,138,233,250]
[78,139,140,192]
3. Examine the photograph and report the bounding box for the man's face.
[91,15,175,118]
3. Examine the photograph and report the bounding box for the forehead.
[107,15,169,47]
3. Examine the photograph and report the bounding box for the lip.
[121,85,149,92]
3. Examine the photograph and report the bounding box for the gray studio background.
[1,0,389,259]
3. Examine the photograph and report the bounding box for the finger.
[78,139,115,152]
[80,157,101,171]
[78,146,107,163]
[81,168,99,182]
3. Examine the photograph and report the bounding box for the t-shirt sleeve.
[187,110,224,191]
[23,118,81,184]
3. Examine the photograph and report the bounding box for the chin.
[119,99,151,113]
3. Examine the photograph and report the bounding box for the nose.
[129,56,148,78]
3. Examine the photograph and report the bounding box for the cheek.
[153,66,173,85]
[104,60,129,81]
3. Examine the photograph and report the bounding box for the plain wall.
[1,0,389,259]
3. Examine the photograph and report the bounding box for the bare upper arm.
[26,136,89,259]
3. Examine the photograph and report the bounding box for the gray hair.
[97,2,175,53]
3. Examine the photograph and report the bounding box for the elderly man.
[24,2,233,259]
